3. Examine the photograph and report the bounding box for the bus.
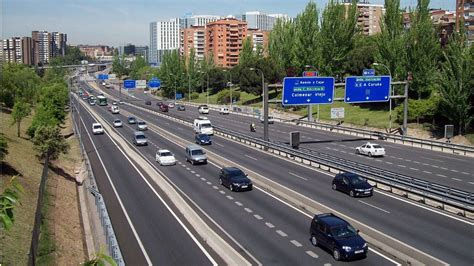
[97,95,107,106]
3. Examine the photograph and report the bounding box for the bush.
[190,92,199,100]
[216,89,241,104]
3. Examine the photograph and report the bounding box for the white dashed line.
[190,170,196,174]
[226,195,234,200]
[451,178,462,181]
[413,161,421,164]
[212,185,219,190]
[215,143,224,147]
[276,230,288,237]
[423,171,432,174]
[397,164,407,168]
[324,263,332,266]
[291,240,302,247]
[196,174,200,177]
[440,167,448,170]
[451,169,459,173]
[206,181,212,185]
[219,190,226,194]
[265,222,275,228]
[235,201,243,206]
[409,167,419,171]
[305,251,319,258]
[200,177,206,181]
[244,208,253,213]
[436,174,447,178]
[461,172,470,175]
[289,172,308,181]
[385,162,393,165]
[186,167,191,171]
[340,150,347,154]
[244,154,258,161]
[253,214,263,220]
[431,165,439,168]
[468,182,474,185]
[177,127,184,130]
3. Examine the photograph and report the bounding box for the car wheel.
[219,178,223,185]
[332,183,337,191]
[310,235,318,246]
[229,184,234,191]
[349,190,355,197]
[333,249,341,261]
[356,149,360,154]
[368,152,372,157]
[191,160,194,165]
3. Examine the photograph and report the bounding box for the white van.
[193,116,213,135]
[111,105,120,114]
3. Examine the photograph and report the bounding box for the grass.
[465,133,474,145]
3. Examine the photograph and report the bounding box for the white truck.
[193,116,213,135]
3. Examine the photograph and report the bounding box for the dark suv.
[309,213,368,261]
[219,167,252,192]
[332,172,373,197]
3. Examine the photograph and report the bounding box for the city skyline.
[3,0,456,46]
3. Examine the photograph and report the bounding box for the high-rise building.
[206,18,247,68]
[135,46,149,59]
[248,29,269,55]
[1,37,34,65]
[181,26,206,61]
[51,32,67,57]
[32,30,50,65]
[240,11,289,31]
[463,1,474,46]
[181,14,223,28]
[343,0,385,36]
[149,18,180,65]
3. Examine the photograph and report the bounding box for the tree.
[344,35,378,76]
[158,50,186,97]
[319,0,359,76]
[239,37,256,66]
[32,126,69,161]
[375,0,407,80]
[0,134,8,161]
[129,56,148,80]
[11,100,31,137]
[0,176,24,231]
[269,18,296,76]
[112,55,127,78]
[438,31,473,135]
[0,63,41,108]
[406,0,440,99]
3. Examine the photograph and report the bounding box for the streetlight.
[197,70,210,105]
[223,69,233,110]
[249,67,268,144]
[373,62,393,132]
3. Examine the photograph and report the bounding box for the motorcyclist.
[250,123,256,132]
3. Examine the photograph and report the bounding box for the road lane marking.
[421,156,443,163]
[451,169,459,173]
[409,167,419,171]
[253,214,263,220]
[276,230,288,237]
[244,154,258,161]
[226,195,234,200]
[358,200,390,214]
[244,208,253,213]
[436,174,447,178]
[469,182,474,185]
[291,240,302,247]
[289,172,308,181]
[200,177,206,181]
[385,162,393,165]
[451,178,462,181]
[440,167,448,170]
[423,171,432,174]
[206,181,212,185]
[196,174,200,177]
[461,172,470,175]
[265,222,275,228]
[438,155,468,162]
[235,201,243,206]
[215,143,224,147]
[305,251,318,258]
[397,165,406,168]
[219,190,226,194]
[212,186,219,190]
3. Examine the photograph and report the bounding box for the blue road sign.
[123,80,136,89]
[97,74,109,80]
[148,78,161,88]
[362,69,375,76]
[344,76,391,103]
[176,93,183,100]
[282,77,335,105]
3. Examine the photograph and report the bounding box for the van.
[185,144,207,165]
[193,116,213,135]
[111,105,120,114]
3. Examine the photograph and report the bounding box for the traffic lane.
[76,101,217,265]
[124,105,472,265]
[73,106,149,265]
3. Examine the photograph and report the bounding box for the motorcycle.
[250,124,256,132]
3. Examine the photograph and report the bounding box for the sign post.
[445,125,454,142]
[282,77,335,105]
[344,76,391,103]
[123,80,136,90]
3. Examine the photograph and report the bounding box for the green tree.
[406,0,440,99]
[11,100,31,137]
[129,56,148,80]
[239,37,256,66]
[268,18,296,76]
[32,126,70,161]
[438,31,473,135]
[112,55,127,78]
[186,48,201,96]
[0,176,24,231]
[158,50,186,97]
[319,0,359,76]
[0,63,41,108]
[0,134,8,161]
[375,0,407,80]
[344,35,378,76]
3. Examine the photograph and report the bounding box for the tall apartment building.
[50,32,67,57]
[31,30,67,65]
[180,14,223,28]
[463,1,474,46]
[240,11,290,31]
[206,18,247,68]
[1,37,34,65]
[149,18,180,65]
[247,29,269,55]
[343,0,385,36]
[181,26,206,61]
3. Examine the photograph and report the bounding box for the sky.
[2,0,456,47]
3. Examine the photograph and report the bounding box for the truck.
[193,116,213,135]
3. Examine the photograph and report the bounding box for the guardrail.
[71,99,125,266]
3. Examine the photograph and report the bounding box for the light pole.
[188,72,191,103]
[304,65,317,122]
[223,69,233,109]
[250,67,268,144]
[198,70,210,105]
[373,62,393,132]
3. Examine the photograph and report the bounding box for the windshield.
[138,122,146,125]
[330,225,358,239]
[192,150,204,156]
[160,152,172,157]
[350,175,366,184]
[114,120,121,123]
[198,134,209,139]
[93,125,101,129]
[201,123,212,129]
[136,134,146,139]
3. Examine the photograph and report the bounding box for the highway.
[81,81,474,265]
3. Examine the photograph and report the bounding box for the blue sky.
[2,0,455,47]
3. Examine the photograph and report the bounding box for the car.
[168,102,175,108]
[195,133,212,145]
[156,101,164,107]
[132,132,148,146]
[155,149,176,166]
[355,142,385,157]
[113,119,123,128]
[198,105,209,114]
[260,115,275,124]
[137,121,147,131]
[177,104,186,111]
[89,99,96,106]
[111,105,120,114]
[332,172,373,197]
[112,101,118,105]
[145,100,152,105]
[92,123,104,135]
[310,213,368,261]
[218,167,253,192]
[219,107,230,114]
[185,144,207,165]
[128,116,137,124]
[159,104,169,112]
[119,101,125,105]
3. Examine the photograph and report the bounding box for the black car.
[332,172,373,197]
[177,104,186,111]
[310,213,368,261]
[219,167,252,192]
[145,100,152,105]
[195,134,212,145]
[128,116,137,124]
[156,101,163,106]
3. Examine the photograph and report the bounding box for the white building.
[241,11,290,31]
[180,14,223,28]
[149,18,180,65]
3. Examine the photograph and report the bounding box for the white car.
[168,102,175,108]
[137,121,147,131]
[219,107,230,114]
[356,142,385,157]
[259,115,275,124]
[113,119,123,128]
[92,123,104,134]
[155,149,176,166]
[198,105,209,114]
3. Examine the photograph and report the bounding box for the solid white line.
[289,172,308,181]
[369,248,402,266]
[244,154,258,161]
[358,200,391,214]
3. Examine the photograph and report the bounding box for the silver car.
[132,132,148,146]
[185,144,207,165]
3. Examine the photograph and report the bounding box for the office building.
[206,18,247,68]
[1,37,34,65]
[135,46,149,59]
[462,1,474,46]
[149,18,180,65]
[343,0,385,36]
[181,14,223,28]
[181,26,206,61]
[240,11,290,31]
[248,29,269,55]
[50,32,67,57]
[78,45,113,58]
[31,30,67,65]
